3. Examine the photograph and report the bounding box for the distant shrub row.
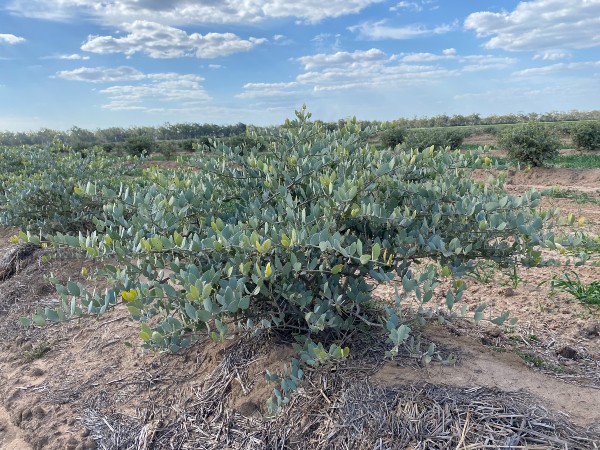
[380,128,467,151]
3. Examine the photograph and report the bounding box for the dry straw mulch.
[81,336,599,450]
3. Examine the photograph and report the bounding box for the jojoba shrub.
[498,122,560,166]
[24,108,556,412]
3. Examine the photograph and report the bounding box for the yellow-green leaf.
[265,262,273,278]
[331,264,343,274]
[122,289,138,302]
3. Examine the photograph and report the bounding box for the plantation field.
[0,114,599,449]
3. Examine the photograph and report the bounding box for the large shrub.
[380,128,406,149]
[572,121,600,151]
[401,128,466,152]
[24,108,556,412]
[498,122,560,166]
[0,147,140,233]
[123,135,154,157]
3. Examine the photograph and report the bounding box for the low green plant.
[547,271,600,306]
[542,186,600,204]
[550,154,600,169]
[498,122,560,167]
[515,349,545,368]
[23,341,52,361]
[465,260,497,284]
[572,121,600,151]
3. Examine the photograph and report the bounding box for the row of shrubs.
[381,120,600,166]
[380,128,467,152]
[95,134,266,159]
[0,146,142,233]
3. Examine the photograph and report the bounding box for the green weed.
[23,342,51,361]
[547,271,600,306]
[516,349,545,368]
[550,154,600,169]
[542,186,600,204]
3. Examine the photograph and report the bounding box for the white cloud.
[240,47,518,102]
[52,69,212,111]
[513,60,600,76]
[237,81,303,99]
[239,48,458,99]
[460,55,518,72]
[390,0,438,12]
[533,50,571,61]
[100,73,211,111]
[82,21,266,59]
[390,1,422,12]
[41,53,90,60]
[349,19,457,40]
[0,33,26,44]
[55,66,145,83]
[399,48,456,62]
[207,64,223,69]
[298,49,387,70]
[6,0,385,25]
[397,49,516,71]
[465,0,600,52]
[312,33,342,52]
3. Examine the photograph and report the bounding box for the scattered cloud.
[312,33,342,52]
[398,48,456,62]
[240,46,518,102]
[237,81,303,99]
[349,19,457,40]
[54,66,145,83]
[461,55,518,72]
[390,1,423,12]
[207,64,223,69]
[6,0,385,25]
[0,33,25,44]
[81,21,267,59]
[513,60,600,77]
[533,50,571,61]
[397,49,516,71]
[100,73,211,111]
[298,48,387,70]
[390,0,438,12]
[41,53,90,60]
[465,0,600,52]
[240,48,458,99]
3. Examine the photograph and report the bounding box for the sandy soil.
[0,160,599,449]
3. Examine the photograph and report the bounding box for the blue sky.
[0,0,599,131]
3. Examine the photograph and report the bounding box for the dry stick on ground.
[76,334,599,449]
[0,243,41,282]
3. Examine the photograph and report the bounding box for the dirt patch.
[505,167,600,194]
[464,133,497,147]
[374,324,600,427]
[0,405,31,450]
